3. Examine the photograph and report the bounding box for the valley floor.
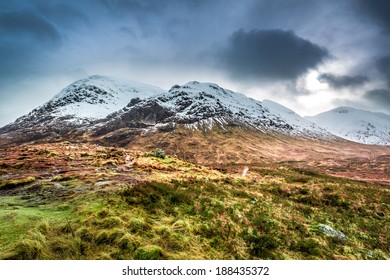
[0,142,389,260]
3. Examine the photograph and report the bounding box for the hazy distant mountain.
[262,99,330,138]
[306,107,390,145]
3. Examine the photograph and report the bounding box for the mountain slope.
[262,99,331,138]
[90,80,290,138]
[93,81,334,140]
[1,75,386,160]
[48,75,165,120]
[1,75,165,131]
[306,107,390,145]
[1,142,389,260]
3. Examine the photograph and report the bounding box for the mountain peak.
[51,75,163,103]
[168,81,227,95]
[262,99,331,137]
[86,74,111,80]
[3,75,165,131]
[330,106,357,114]
[1,76,388,146]
[97,80,332,138]
[45,75,165,119]
[306,107,390,145]
[183,81,222,89]
[262,99,297,115]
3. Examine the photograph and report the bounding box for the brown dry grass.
[0,142,389,260]
[105,127,390,185]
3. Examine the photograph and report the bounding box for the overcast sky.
[1,0,390,126]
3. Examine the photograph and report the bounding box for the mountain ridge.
[306,106,390,146]
[0,75,389,148]
[1,75,165,132]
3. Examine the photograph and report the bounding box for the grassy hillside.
[0,142,388,259]
[92,126,390,165]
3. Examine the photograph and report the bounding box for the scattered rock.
[364,249,383,259]
[318,224,347,241]
[52,183,66,190]
[94,181,113,187]
[241,166,249,177]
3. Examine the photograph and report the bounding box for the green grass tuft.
[0,176,36,190]
[133,245,164,260]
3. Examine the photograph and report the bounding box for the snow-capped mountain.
[1,75,164,131]
[163,82,290,131]
[48,75,165,119]
[3,75,387,147]
[306,107,390,145]
[262,99,332,138]
[93,81,333,139]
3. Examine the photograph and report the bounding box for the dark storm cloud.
[2,0,390,127]
[218,29,329,82]
[317,73,369,89]
[363,89,390,109]
[98,0,162,19]
[34,3,89,28]
[353,0,390,114]
[96,0,208,27]
[98,0,206,13]
[0,10,60,43]
[96,0,218,43]
[0,1,95,84]
[361,55,390,112]
[0,0,208,83]
[376,55,390,86]
[243,0,321,29]
[0,9,61,80]
[0,1,88,38]
[358,0,390,33]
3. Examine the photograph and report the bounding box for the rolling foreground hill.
[0,142,389,260]
[0,76,389,260]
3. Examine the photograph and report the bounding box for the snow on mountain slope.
[95,81,333,139]
[37,75,164,120]
[262,99,333,138]
[161,82,333,138]
[37,75,164,119]
[4,75,165,130]
[162,81,290,130]
[95,81,293,133]
[306,107,390,145]
[1,77,365,144]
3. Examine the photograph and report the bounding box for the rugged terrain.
[0,76,389,260]
[0,75,165,145]
[2,76,390,148]
[1,76,388,170]
[0,77,334,147]
[0,142,389,260]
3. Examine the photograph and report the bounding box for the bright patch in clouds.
[297,92,337,117]
[303,71,329,91]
